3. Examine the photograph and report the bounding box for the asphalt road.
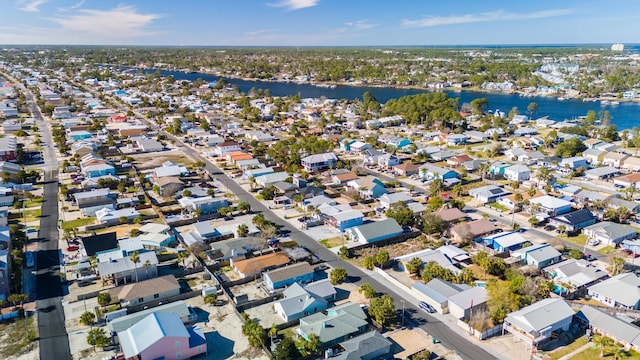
[19,81,71,360]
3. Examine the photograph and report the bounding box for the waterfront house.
[588,273,640,310]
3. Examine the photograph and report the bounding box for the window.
[138,297,143,303]
[176,352,182,359]
[197,345,203,352]
[175,341,181,349]
[153,294,159,299]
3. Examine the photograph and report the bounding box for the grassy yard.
[560,233,587,247]
[488,202,509,212]
[598,246,616,255]
[546,336,588,360]
[25,198,44,208]
[319,237,344,248]
[570,345,640,359]
[0,316,38,358]
[61,217,96,231]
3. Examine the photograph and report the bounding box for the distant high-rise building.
[611,43,625,52]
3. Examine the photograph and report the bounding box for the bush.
[329,267,348,285]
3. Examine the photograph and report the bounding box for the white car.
[588,239,601,246]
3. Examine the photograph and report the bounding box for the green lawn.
[24,208,42,218]
[546,336,588,360]
[570,345,640,359]
[560,233,587,247]
[598,246,616,255]
[319,237,344,248]
[61,217,96,231]
[488,202,508,212]
[25,198,44,208]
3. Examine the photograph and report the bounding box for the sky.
[2,0,640,46]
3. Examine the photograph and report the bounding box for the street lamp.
[401,299,405,326]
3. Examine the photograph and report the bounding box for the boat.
[557,97,566,101]
[610,101,620,105]
[600,100,610,105]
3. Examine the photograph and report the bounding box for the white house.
[504,164,531,182]
[503,299,574,350]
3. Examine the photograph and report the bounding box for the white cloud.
[402,9,574,27]
[50,5,161,39]
[57,0,85,12]
[19,0,48,12]
[345,20,377,30]
[268,0,318,10]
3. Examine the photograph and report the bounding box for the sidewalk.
[557,341,593,360]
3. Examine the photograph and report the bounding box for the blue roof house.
[82,163,116,178]
[479,231,529,253]
[263,262,315,291]
[511,244,562,269]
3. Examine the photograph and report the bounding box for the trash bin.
[432,337,437,344]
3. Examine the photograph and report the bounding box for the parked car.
[418,301,435,313]
[588,239,601,246]
[543,225,555,231]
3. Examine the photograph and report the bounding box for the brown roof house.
[153,176,184,197]
[232,252,290,278]
[393,162,421,176]
[451,219,498,244]
[447,155,473,168]
[433,208,467,222]
[332,172,359,185]
[107,275,181,308]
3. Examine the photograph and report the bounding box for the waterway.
[133,68,640,130]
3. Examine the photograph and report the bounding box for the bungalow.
[543,259,608,290]
[606,197,640,213]
[321,206,364,232]
[395,246,468,274]
[603,152,630,168]
[263,262,314,290]
[73,188,114,208]
[468,185,510,204]
[447,154,473,168]
[97,250,158,285]
[451,219,498,242]
[300,152,338,172]
[489,161,510,177]
[412,279,469,314]
[154,164,188,178]
[513,127,538,137]
[131,136,163,152]
[448,286,488,321]
[527,195,573,216]
[585,166,620,180]
[178,196,230,215]
[107,275,181,308]
[296,302,368,348]
[578,305,640,353]
[549,209,596,233]
[583,138,604,149]
[582,221,638,247]
[613,173,640,189]
[393,162,421,176]
[273,280,335,322]
[419,164,458,181]
[559,157,589,172]
[588,273,640,310]
[226,151,254,164]
[345,218,403,244]
[479,231,529,253]
[377,153,401,168]
[433,207,467,222]
[332,171,359,185]
[346,176,386,200]
[118,313,207,360]
[332,331,392,360]
[583,148,606,165]
[153,176,184,197]
[503,299,574,349]
[232,252,290,278]
[463,159,487,172]
[622,156,640,172]
[82,163,116,178]
[510,244,562,269]
[378,192,413,209]
[464,130,490,142]
[255,172,289,187]
[504,164,531,182]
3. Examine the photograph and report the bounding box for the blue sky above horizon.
[2,0,640,46]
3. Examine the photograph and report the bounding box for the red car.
[67,245,79,252]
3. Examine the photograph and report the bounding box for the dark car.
[544,225,555,231]
[419,301,436,313]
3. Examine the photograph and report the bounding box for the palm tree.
[177,250,189,268]
[558,225,567,237]
[594,335,613,358]
[268,323,278,344]
[130,250,140,282]
[143,259,151,279]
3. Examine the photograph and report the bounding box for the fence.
[347,230,422,253]
[236,294,281,312]
[126,290,200,313]
[457,319,503,340]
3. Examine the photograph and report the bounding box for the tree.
[368,294,395,326]
[86,327,110,349]
[237,201,251,214]
[177,250,189,267]
[130,250,140,282]
[97,292,111,307]
[119,216,128,224]
[452,222,474,245]
[558,224,567,237]
[528,216,540,227]
[422,213,447,235]
[329,267,348,285]
[242,317,266,348]
[594,334,613,358]
[268,323,278,343]
[405,257,424,275]
[375,250,390,267]
[261,185,277,200]
[385,202,415,226]
[363,256,376,270]
[470,98,489,114]
[359,283,376,298]
[304,333,322,355]
[203,293,217,305]
[237,223,249,237]
[556,137,587,157]
[272,337,302,360]
[1,172,10,184]
[79,311,96,326]
[609,256,625,276]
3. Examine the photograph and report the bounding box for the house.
[332,172,359,185]
[377,153,401,168]
[448,286,488,321]
[510,244,562,269]
[82,163,116,178]
[419,164,458,181]
[447,154,473,168]
[97,250,158,286]
[468,185,510,204]
[513,127,538,137]
[585,166,620,180]
[433,208,467,222]
[108,301,197,335]
[395,246,468,274]
[446,134,467,146]
[464,130,490,142]
[583,221,638,247]
[430,150,455,161]
[393,162,421,176]
[96,207,141,225]
[153,176,184,197]
[255,172,289,187]
[412,279,469,314]
[296,302,368,348]
[345,218,404,244]
[232,252,290,278]
[622,156,640,172]
[118,313,206,360]
[588,273,640,310]
[273,280,335,321]
[479,231,529,253]
[543,259,608,290]
[527,195,573,216]
[549,209,596,233]
[178,196,229,215]
[155,164,189,178]
[607,197,640,213]
[613,173,640,189]
[332,331,392,360]
[263,262,314,290]
[346,176,386,200]
[300,152,338,172]
[503,299,574,349]
[107,275,181,308]
[131,136,163,152]
[0,137,17,161]
[583,148,606,165]
[378,192,413,209]
[73,188,114,208]
[214,141,241,156]
[320,204,364,232]
[559,157,588,171]
[504,164,531,182]
[578,305,640,352]
[451,219,498,243]
[603,152,629,168]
